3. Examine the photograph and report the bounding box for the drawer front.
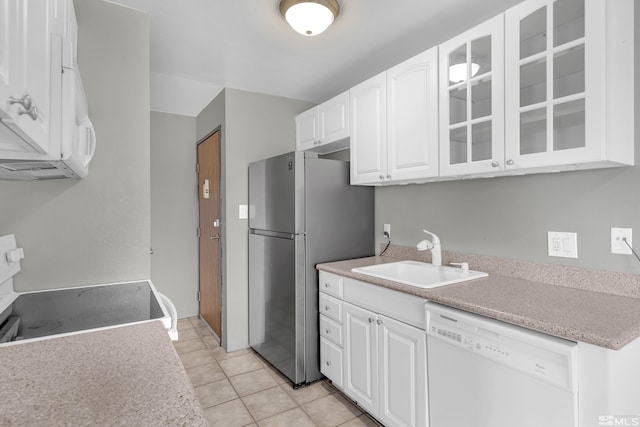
[319,293,343,323]
[319,271,343,298]
[320,314,343,346]
[344,277,426,330]
[320,337,343,389]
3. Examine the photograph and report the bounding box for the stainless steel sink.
[351,260,487,289]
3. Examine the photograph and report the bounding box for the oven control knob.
[6,248,24,264]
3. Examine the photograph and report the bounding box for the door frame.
[196,126,225,345]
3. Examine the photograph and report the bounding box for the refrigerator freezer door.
[248,152,297,234]
[249,231,306,385]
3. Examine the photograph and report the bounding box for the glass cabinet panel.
[553,99,585,151]
[553,0,585,47]
[472,122,492,161]
[449,127,467,164]
[448,44,467,84]
[509,0,587,163]
[553,45,584,99]
[520,58,546,107]
[520,108,546,155]
[520,6,546,59]
[471,78,492,119]
[471,36,492,75]
[449,86,467,124]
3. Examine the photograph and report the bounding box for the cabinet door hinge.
[196,227,200,238]
[197,291,201,302]
[196,163,200,174]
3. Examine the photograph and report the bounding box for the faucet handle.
[450,262,469,271]
[416,239,434,251]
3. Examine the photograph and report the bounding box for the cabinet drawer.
[320,314,343,346]
[319,271,343,298]
[319,293,342,323]
[320,337,343,389]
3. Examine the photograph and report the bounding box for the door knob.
[210,234,220,240]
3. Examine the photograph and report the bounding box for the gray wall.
[376,7,640,276]
[197,88,313,351]
[0,0,151,290]
[150,112,198,318]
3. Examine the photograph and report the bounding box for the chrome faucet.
[416,229,442,266]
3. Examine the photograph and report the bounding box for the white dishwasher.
[425,302,578,427]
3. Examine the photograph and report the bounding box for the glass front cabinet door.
[439,15,505,177]
[504,0,634,170]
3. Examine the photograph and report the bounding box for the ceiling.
[107,0,523,117]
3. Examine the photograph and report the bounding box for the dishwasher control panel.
[426,302,578,392]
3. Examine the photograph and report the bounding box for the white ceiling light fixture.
[279,0,340,37]
[449,62,480,84]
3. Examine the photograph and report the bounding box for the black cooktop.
[0,281,164,342]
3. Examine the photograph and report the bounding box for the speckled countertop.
[0,321,208,426]
[317,253,640,350]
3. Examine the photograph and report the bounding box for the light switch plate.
[238,204,248,219]
[548,232,578,258]
[611,227,632,255]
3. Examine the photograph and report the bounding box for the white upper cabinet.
[504,0,634,170]
[351,48,439,185]
[319,91,349,144]
[439,15,505,177]
[295,106,318,151]
[296,90,349,153]
[350,72,387,184]
[0,0,59,154]
[387,48,439,182]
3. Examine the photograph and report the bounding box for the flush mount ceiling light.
[279,0,340,36]
[449,62,480,84]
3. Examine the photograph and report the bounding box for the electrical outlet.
[547,232,578,258]
[611,228,632,255]
[383,224,391,239]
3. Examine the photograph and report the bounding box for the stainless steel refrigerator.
[248,151,374,387]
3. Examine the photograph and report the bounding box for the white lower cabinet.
[319,271,427,427]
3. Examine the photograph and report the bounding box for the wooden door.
[197,131,221,337]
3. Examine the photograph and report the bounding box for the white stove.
[0,234,178,345]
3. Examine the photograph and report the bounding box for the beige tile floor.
[174,317,383,427]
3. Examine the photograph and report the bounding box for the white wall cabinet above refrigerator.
[351,48,439,185]
[295,90,349,154]
[0,0,95,180]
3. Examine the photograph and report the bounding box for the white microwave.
[0,6,95,180]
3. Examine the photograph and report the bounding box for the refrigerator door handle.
[249,229,296,240]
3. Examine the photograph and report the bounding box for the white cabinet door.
[319,90,349,144]
[504,0,632,170]
[0,0,57,154]
[377,315,427,427]
[295,106,319,151]
[343,301,378,415]
[387,47,439,182]
[13,0,56,153]
[439,15,505,177]
[350,72,387,185]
